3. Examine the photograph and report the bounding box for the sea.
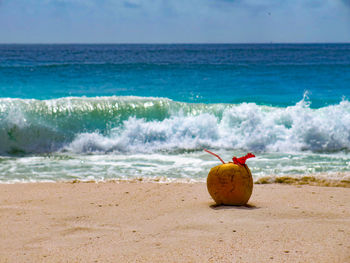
[0,44,349,183]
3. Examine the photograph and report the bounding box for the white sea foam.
[0,151,349,183]
[65,98,350,154]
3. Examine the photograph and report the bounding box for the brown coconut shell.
[207,162,253,205]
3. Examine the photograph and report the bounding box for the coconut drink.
[205,149,255,205]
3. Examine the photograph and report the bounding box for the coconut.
[204,150,255,206]
[207,162,253,205]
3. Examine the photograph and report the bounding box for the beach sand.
[0,181,349,263]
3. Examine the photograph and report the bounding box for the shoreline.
[0,174,349,188]
[1,181,349,262]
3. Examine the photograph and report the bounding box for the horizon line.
[1,42,350,45]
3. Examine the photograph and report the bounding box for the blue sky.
[1,0,350,43]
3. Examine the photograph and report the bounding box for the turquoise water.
[0,44,349,182]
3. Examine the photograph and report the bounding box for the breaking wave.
[0,96,349,155]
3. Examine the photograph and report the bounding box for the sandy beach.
[0,181,349,263]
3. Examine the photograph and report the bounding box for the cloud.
[0,0,349,43]
[123,1,141,9]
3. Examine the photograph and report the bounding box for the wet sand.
[0,181,349,262]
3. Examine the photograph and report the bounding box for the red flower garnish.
[232,153,255,165]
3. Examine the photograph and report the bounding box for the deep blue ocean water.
[0,44,349,182]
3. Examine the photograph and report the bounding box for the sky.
[0,0,350,43]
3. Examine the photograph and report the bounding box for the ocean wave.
[0,96,349,155]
